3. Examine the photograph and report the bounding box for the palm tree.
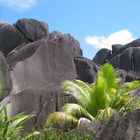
[45,63,140,129]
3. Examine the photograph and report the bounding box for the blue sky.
[0,0,140,59]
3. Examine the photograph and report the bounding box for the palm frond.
[74,80,91,92]
[61,80,91,108]
[120,96,140,112]
[62,103,94,121]
[61,80,87,98]
[86,83,108,117]
[98,64,119,91]
[10,113,35,129]
[111,92,132,109]
[86,64,117,116]
[96,107,117,122]
[119,81,140,95]
[45,112,78,129]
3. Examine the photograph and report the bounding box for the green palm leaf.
[119,81,140,95]
[86,64,118,116]
[61,80,91,108]
[45,112,78,129]
[98,64,119,90]
[62,103,94,121]
[10,113,35,129]
[96,107,117,122]
[86,83,107,117]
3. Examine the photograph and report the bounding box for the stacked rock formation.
[93,40,140,82]
[1,18,140,137]
[0,18,83,130]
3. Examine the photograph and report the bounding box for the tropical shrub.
[45,63,140,129]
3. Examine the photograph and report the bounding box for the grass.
[24,128,94,140]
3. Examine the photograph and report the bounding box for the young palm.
[45,63,140,129]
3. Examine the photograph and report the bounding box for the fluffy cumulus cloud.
[0,0,37,10]
[85,29,135,50]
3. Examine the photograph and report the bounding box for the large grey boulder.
[6,36,81,94]
[0,21,30,56]
[110,39,140,73]
[6,33,82,129]
[0,51,12,101]
[74,57,98,83]
[111,44,123,54]
[16,18,49,41]
[110,47,140,73]
[7,88,73,130]
[94,109,140,140]
[93,48,111,65]
[110,38,140,60]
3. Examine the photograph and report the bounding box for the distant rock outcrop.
[93,39,140,82]
[93,48,111,65]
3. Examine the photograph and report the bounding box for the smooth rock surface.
[7,88,73,130]
[6,37,81,94]
[6,33,82,129]
[74,57,98,83]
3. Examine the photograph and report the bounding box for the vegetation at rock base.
[0,74,93,139]
[0,105,34,140]
[45,63,140,129]
[24,128,94,140]
[0,63,140,139]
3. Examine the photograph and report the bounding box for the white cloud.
[0,0,37,11]
[85,29,135,50]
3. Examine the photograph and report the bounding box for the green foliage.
[0,63,139,139]
[24,128,94,140]
[45,112,78,130]
[0,104,34,140]
[0,73,4,96]
[45,63,140,129]
[62,103,95,120]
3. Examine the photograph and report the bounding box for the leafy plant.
[45,63,140,129]
[0,104,34,140]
